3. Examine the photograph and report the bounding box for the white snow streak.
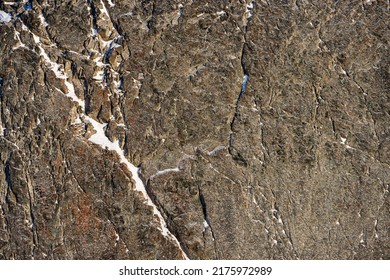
[38,14,49,27]
[85,116,185,250]
[24,11,189,260]
[150,167,180,180]
[99,0,110,17]
[30,32,84,109]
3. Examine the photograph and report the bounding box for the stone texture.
[0,0,389,259]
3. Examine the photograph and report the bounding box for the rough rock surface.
[0,0,389,259]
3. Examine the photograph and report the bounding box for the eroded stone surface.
[0,0,389,259]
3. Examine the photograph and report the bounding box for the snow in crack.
[228,74,249,156]
[118,74,123,90]
[178,4,184,17]
[240,74,249,98]
[103,38,121,63]
[246,1,255,19]
[87,0,98,36]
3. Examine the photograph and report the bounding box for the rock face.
[0,0,389,260]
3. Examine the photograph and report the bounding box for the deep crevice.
[197,182,216,241]
[4,161,12,189]
[87,0,98,34]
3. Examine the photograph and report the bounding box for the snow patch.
[340,137,354,149]
[93,70,105,81]
[0,11,12,23]
[91,28,98,36]
[207,145,225,156]
[38,14,49,27]
[246,1,255,19]
[107,0,115,7]
[359,232,364,244]
[178,4,184,16]
[203,220,210,231]
[150,167,180,180]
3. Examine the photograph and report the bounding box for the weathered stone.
[0,0,389,260]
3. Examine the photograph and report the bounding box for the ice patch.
[241,74,249,93]
[0,11,12,23]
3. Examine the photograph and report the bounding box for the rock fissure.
[197,183,215,241]
[1,0,389,260]
[228,1,253,166]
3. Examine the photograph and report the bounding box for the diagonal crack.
[22,11,189,259]
[197,182,216,241]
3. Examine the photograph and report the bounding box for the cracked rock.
[0,0,389,259]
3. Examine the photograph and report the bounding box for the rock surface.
[0,0,389,259]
